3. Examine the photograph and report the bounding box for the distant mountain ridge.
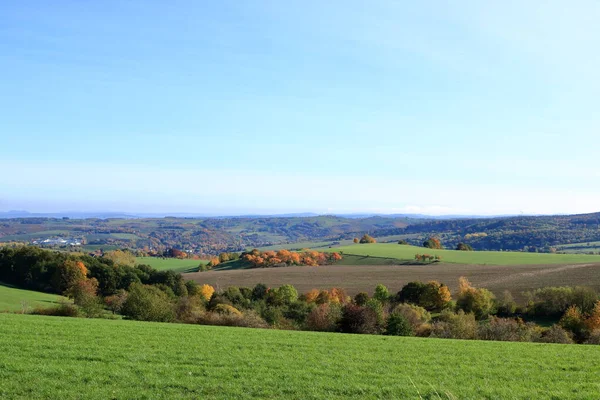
[0,210,523,220]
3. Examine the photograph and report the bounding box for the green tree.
[354,292,370,306]
[373,284,390,305]
[386,314,413,336]
[121,283,175,322]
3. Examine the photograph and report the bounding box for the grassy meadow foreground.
[1,313,600,399]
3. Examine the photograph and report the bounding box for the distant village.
[32,237,82,247]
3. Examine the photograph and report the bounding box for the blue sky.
[1,1,600,215]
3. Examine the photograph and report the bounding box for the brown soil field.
[184,263,600,301]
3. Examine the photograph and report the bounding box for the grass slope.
[0,284,67,312]
[1,314,600,399]
[135,257,206,272]
[328,243,600,265]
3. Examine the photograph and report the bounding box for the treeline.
[3,246,600,345]
[240,249,342,268]
[0,246,194,304]
[373,213,600,252]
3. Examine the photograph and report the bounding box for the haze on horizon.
[2,1,600,217]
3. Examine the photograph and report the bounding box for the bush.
[478,317,541,342]
[496,291,517,316]
[430,310,477,340]
[391,304,430,331]
[386,314,413,336]
[31,301,80,318]
[214,304,242,316]
[175,295,205,323]
[306,303,342,332]
[283,301,314,325]
[359,234,376,244]
[267,285,298,306]
[585,329,600,345]
[354,292,369,306]
[199,284,215,301]
[251,283,269,301]
[397,282,427,305]
[559,306,587,342]
[338,304,380,334]
[527,287,576,317]
[456,243,473,251]
[572,287,599,314]
[104,290,128,314]
[538,325,574,344]
[196,310,268,329]
[373,284,390,304]
[185,280,200,296]
[223,286,250,309]
[423,237,442,249]
[456,277,495,319]
[121,283,175,322]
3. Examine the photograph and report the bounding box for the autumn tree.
[397,281,451,311]
[420,281,452,311]
[456,277,495,319]
[456,243,473,251]
[51,260,88,294]
[359,234,376,244]
[586,301,600,332]
[301,289,321,303]
[559,305,586,341]
[423,237,442,249]
[103,250,136,267]
[353,238,359,244]
[68,277,103,317]
[105,289,129,314]
[199,284,215,301]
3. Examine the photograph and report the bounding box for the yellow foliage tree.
[199,284,215,301]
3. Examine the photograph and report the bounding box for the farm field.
[2,313,600,399]
[556,241,600,254]
[186,262,600,301]
[328,243,600,265]
[0,284,67,312]
[135,257,206,272]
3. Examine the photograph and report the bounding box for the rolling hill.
[2,313,600,399]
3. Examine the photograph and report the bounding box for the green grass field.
[135,257,207,272]
[1,313,600,399]
[0,284,67,312]
[327,243,600,265]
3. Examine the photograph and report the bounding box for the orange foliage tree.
[241,249,342,268]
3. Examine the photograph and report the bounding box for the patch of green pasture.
[1,313,600,399]
[326,243,600,265]
[0,284,68,312]
[135,257,207,272]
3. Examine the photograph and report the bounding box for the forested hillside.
[2,212,600,255]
